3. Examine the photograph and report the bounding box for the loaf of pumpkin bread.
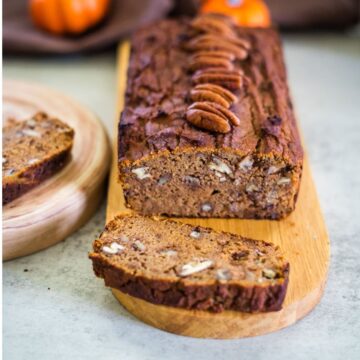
[90,215,289,313]
[119,14,303,219]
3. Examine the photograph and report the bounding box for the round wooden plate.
[3,80,111,261]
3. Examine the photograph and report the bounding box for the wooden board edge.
[111,279,326,339]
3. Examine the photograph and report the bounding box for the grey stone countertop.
[3,32,360,360]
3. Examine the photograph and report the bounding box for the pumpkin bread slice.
[2,112,74,204]
[89,215,289,313]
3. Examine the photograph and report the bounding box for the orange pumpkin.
[29,0,110,35]
[200,0,271,27]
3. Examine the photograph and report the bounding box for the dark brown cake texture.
[118,14,303,219]
[2,112,74,204]
[90,215,290,313]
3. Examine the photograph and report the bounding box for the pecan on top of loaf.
[184,14,249,134]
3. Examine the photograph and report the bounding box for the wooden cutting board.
[3,80,111,261]
[106,43,330,338]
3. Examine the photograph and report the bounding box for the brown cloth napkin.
[4,0,360,55]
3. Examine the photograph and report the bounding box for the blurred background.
[4,0,360,55]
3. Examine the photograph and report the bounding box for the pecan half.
[190,89,230,108]
[189,102,229,120]
[196,13,237,28]
[191,29,250,50]
[190,16,237,39]
[206,102,241,126]
[194,83,238,104]
[186,107,231,133]
[185,34,249,60]
[189,102,240,126]
[194,68,243,75]
[192,68,243,90]
[191,50,236,62]
[228,36,251,51]
[189,56,234,72]
[190,16,251,50]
